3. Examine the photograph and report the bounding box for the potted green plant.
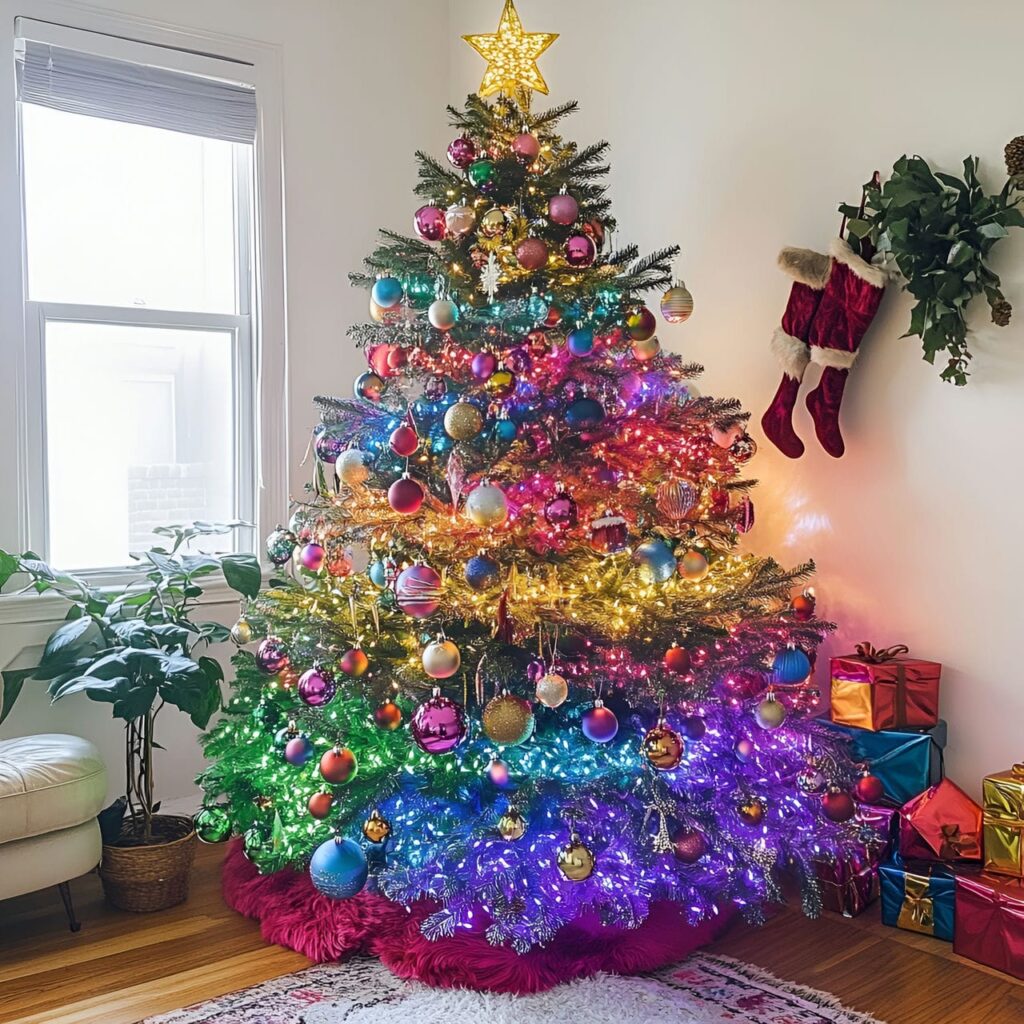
[0,522,260,912]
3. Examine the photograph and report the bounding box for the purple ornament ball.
[471,351,498,380]
[548,193,579,225]
[413,205,446,242]
[298,667,337,708]
[505,346,531,374]
[284,734,314,766]
[256,636,289,675]
[447,135,476,170]
[411,691,467,754]
[299,542,326,572]
[681,714,707,740]
[314,432,346,464]
[582,700,618,743]
[671,826,708,864]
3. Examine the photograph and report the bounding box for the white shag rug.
[147,952,888,1024]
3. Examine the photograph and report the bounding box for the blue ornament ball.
[309,836,368,900]
[632,538,677,584]
[564,396,605,431]
[465,553,500,590]
[371,276,403,309]
[493,417,518,442]
[567,327,594,357]
[368,560,388,588]
[772,646,811,684]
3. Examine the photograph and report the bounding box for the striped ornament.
[661,282,694,323]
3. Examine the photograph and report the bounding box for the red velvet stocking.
[760,247,831,459]
[804,238,886,458]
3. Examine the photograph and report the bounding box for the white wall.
[0,0,450,806]
[450,0,1024,794]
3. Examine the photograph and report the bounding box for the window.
[4,17,284,572]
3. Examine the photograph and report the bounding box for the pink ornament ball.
[411,690,467,754]
[735,737,755,762]
[298,667,337,708]
[548,192,579,225]
[413,205,447,242]
[256,636,289,675]
[565,234,597,268]
[711,423,744,449]
[395,564,443,618]
[390,424,419,457]
[447,135,476,169]
[284,734,314,766]
[471,350,498,380]
[487,757,511,787]
[299,543,326,572]
[511,131,541,163]
[581,700,619,743]
[671,826,708,864]
[516,237,549,271]
[388,475,425,515]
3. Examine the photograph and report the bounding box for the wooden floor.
[1,843,1022,1024]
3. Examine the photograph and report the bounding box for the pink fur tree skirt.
[221,841,731,994]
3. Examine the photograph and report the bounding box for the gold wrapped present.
[983,763,1024,877]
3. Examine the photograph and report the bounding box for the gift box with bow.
[879,856,956,941]
[899,778,982,862]
[814,804,898,916]
[982,764,1024,878]
[821,720,946,807]
[829,642,940,732]
[954,872,1024,979]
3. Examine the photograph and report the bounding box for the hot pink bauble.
[411,691,467,754]
[413,205,446,242]
[388,476,425,515]
[297,667,337,708]
[390,424,419,457]
[565,234,597,268]
[548,193,579,225]
[395,564,443,618]
[516,237,548,271]
[298,543,326,571]
[511,131,540,163]
[255,636,289,675]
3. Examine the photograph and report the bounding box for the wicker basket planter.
[99,813,197,912]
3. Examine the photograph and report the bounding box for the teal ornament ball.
[368,559,388,587]
[567,327,594,356]
[404,274,434,310]
[467,159,495,187]
[632,538,677,584]
[527,292,550,323]
[310,836,368,899]
[493,415,518,442]
[371,276,403,309]
[265,526,296,566]
[772,646,811,684]
[194,805,231,844]
[564,396,605,431]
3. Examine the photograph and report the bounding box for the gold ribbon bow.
[897,871,935,935]
[939,824,968,859]
[855,642,910,664]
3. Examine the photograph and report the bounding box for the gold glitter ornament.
[482,690,535,746]
[362,808,392,844]
[641,721,685,771]
[444,401,484,440]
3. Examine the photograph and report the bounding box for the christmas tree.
[200,1,864,952]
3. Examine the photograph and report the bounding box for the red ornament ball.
[663,644,691,675]
[339,647,369,677]
[390,424,419,457]
[308,792,334,819]
[320,746,358,785]
[822,789,857,823]
[388,475,424,515]
[626,307,657,341]
[671,826,708,864]
[790,594,816,621]
[516,237,549,271]
[511,131,540,163]
[855,773,886,804]
[374,700,403,730]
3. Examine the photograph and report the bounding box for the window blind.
[15,37,257,144]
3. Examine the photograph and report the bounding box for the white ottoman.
[0,734,107,930]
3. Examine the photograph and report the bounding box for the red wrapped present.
[899,778,982,861]
[829,642,940,732]
[954,872,1024,980]
[814,804,896,916]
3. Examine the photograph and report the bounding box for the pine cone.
[1005,135,1024,179]
[992,298,1012,327]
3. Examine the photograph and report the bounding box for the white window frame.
[0,2,288,598]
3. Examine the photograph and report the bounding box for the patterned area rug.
[144,952,887,1024]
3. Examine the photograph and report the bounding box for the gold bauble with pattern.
[497,808,527,841]
[557,832,595,881]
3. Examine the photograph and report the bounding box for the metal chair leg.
[57,881,81,932]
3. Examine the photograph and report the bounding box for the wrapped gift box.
[821,720,946,807]
[982,764,1024,877]
[879,857,955,941]
[899,778,982,862]
[830,643,940,732]
[953,872,1024,980]
[815,805,897,917]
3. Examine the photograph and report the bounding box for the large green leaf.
[111,685,158,720]
[0,550,21,591]
[221,553,261,598]
[0,667,36,723]
[40,616,95,664]
[50,675,127,702]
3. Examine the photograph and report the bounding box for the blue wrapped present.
[879,856,956,941]
[822,720,946,806]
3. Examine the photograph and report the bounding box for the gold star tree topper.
[463,0,559,97]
